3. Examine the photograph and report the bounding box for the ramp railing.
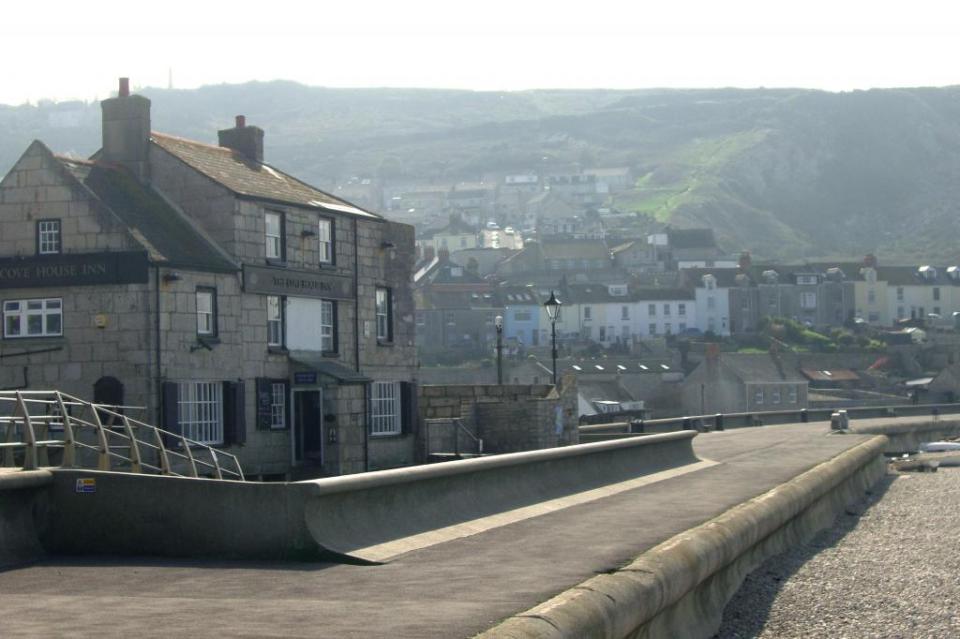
[0,390,244,481]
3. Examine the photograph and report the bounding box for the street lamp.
[494,314,504,385]
[543,290,562,385]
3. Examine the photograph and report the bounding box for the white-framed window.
[196,288,217,336]
[897,287,904,302]
[678,303,686,316]
[3,298,62,338]
[648,323,657,335]
[376,287,392,342]
[178,381,223,444]
[797,275,818,285]
[270,382,286,430]
[934,287,941,301]
[679,322,687,332]
[370,381,401,436]
[801,292,817,310]
[584,306,592,320]
[663,303,671,316]
[897,306,905,319]
[648,303,656,316]
[665,322,672,335]
[754,388,764,404]
[318,218,333,264]
[772,388,781,404]
[267,295,284,347]
[320,299,335,352]
[265,211,283,261]
[788,386,798,403]
[37,219,61,255]
[707,296,716,309]
[621,305,629,320]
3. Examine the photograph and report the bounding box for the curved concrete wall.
[479,435,889,639]
[851,417,960,453]
[0,471,52,569]
[30,432,700,563]
[301,431,699,561]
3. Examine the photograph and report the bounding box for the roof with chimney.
[151,133,381,220]
[717,353,806,384]
[57,154,237,273]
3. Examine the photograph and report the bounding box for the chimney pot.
[119,77,130,97]
[235,115,246,128]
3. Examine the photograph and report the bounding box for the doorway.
[293,389,323,464]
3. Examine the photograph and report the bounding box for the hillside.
[4,82,960,262]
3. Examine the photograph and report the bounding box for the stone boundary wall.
[478,435,889,639]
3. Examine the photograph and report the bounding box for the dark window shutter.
[255,378,272,430]
[161,382,180,447]
[223,380,246,446]
[283,381,292,430]
[400,381,418,435]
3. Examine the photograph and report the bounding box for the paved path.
[0,422,874,639]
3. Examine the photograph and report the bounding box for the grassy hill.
[5,82,960,262]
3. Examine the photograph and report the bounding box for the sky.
[3,0,960,105]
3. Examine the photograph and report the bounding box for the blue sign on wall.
[294,371,318,385]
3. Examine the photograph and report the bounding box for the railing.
[578,402,960,437]
[424,417,484,458]
[0,390,244,481]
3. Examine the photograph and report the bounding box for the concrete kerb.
[477,435,890,639]
[849,417,960,453]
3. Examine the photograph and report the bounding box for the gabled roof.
[419,216,476,238]
[151,133,381,220]
[719,353,807,383]
[539,238,611,261]
[801,368,860,382]
[58,156,237,273]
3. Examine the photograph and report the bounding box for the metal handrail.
[453,418,484,456]
[0,390,244,481]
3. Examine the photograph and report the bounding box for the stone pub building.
[0,78,417,478]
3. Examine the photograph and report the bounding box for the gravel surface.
[715,468,960,638]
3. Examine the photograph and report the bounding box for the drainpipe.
[353,217,369,471]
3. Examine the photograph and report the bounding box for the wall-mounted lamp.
[301,229,317,238]
[162,272,181,283]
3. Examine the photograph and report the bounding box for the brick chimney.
[863,253,878,268]
[100,77,151,182]
[437,247,450,262]
[218,115,264,163]
[738,251,752,272]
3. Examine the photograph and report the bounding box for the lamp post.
[494,314,504,385]
[543,291,562,386]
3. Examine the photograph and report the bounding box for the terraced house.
[0,79,417,479]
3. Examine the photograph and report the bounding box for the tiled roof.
[539,238,611,261]
[151,133,381,220]
[59,158,237,273]
[720,353,807,383]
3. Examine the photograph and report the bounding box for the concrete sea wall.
[479,435,889,639]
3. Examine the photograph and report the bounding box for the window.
[663,304,671,316]
[270,382,287,430]
[583,306,592,320]
[370,381,401,436]
[621,305,629,320]
[648,304,656,316]
[649,323,657,335]
[599,326,607,341]
[376,287,393,342]
[265,211,284,261]
[897,287,904,302]
[514,310,532,322]
[754,388,764,405]
[267,295,284,347]
[788,386,798,403]
[772,388,781,404]
[797,275,818,285]
[320,300,336,352]
[867,290,876,304]
[933,288,941,301]
[678,303,686,316]
[178,381,223,444]
[897,306,905,319]
[679,322,687,332]
[707,296,716,309]
[37,219,61,255]
[318,218,333,264]
[868,312,879,322]
[934,306,942,316]
[621,326,630,339]
[196,288,217,337]
[800,292,817,310]
[665,322,672,335]
[3,298,62,338]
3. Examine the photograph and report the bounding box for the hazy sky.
[3,0,960,105]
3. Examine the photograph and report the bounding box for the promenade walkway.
[0,421,874,638]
